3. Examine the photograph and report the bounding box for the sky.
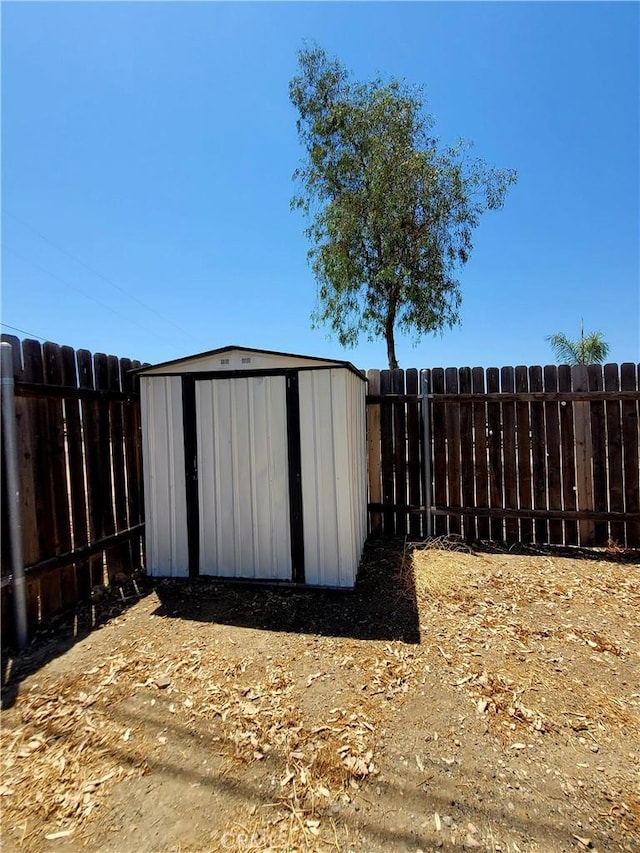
[1,1,638,371]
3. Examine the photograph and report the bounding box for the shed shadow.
[152,540,421,644]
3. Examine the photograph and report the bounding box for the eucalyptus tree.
[290,45,517,369]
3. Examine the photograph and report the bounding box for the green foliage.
[289,45,517,368]
[546,329,610,365]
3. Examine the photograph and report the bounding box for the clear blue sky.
[2,1,638,370]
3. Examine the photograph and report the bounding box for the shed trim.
[182,376,200,579]
[285,372,305,583]
[132,346,366,381]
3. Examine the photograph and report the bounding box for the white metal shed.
[136,346,367,588]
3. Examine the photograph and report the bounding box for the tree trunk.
[385,317,398,370]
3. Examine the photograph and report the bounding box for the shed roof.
[134,345,366,380]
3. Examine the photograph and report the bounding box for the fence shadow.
[1,575,154,711]
[152,540,421,644]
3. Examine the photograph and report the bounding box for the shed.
[136,346,367,588]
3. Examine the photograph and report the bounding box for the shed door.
[195,376,292,579]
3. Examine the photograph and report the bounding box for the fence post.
[1,343,28,650]
[420,370,433,538]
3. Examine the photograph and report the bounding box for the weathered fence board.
[459,367,475,542]
[487,367,504,542]
[1,337,146,646]
[392,369,407,538]
[543,365,563,545]
[366,362,640,549]
[380,370,395,536]
[431,368,447,537]
[558,364,578,546]
[604,364,624,545]
[472,366,490,541]
[621,363,640,546]
[529,365,547,545]
[406,369,422,538]
[515,366,533,544]
[501,367,519,542]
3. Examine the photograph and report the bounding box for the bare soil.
[1,540,639,853]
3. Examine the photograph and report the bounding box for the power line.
[1,322,49,342]
[3,209,208,346]
[3,245,185,352]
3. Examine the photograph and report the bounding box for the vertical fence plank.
[22,340,57,630]
[392,369,407,537]
[420,369,432,538]
[445,368,461,536]
[23,340,57,563]
[472,367,490,541]
[529,366,547,544]
[558,365,578,546]
[2,337,34,636]
[43,343,72,554]
[78,350,105,588]
[16,341,41,636]
[515,366,533,544]
[43,342,73,612]
[486,368,503,541]
[0,337,21,645]
[379,370,395,537]
[126,360,145,570]
[61,346,91,601]
[94,354,117,580]
[366,370,382,536]
[604,364,624,545]
[500,367,518,543]
[108,357,128,533]
[431,368,447,536]
[573,365,595,546]
[108,356,130,579]
[543,365,563,545]
[406,368,422,538]
[459,367,476,541]
[588,365,608,545]
[621,363,640,547]
[121,359,141,528]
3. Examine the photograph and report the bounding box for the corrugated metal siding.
[345,369,368,567]
[196,376,291,579]
[299,369,367,587]
[141,377,189,577]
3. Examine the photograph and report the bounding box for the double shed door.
[195,375,293,580]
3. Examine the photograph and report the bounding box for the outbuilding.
[136,346,367,588]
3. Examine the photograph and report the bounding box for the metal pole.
[1,343,28,650]
[420,369,433,539]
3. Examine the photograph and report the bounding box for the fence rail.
[366,363,640,548]
[1,335,146,646]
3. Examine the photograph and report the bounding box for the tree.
[289,45,517,369]
[546,325,610,365]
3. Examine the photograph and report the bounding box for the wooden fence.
[2,342,638,647]
[1,336,146,646]
[366,363,640,548]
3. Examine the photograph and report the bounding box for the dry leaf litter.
[1,539,638,852]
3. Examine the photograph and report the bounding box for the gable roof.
[133,345,365,379]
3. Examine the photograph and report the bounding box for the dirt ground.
[1,540,639,853]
